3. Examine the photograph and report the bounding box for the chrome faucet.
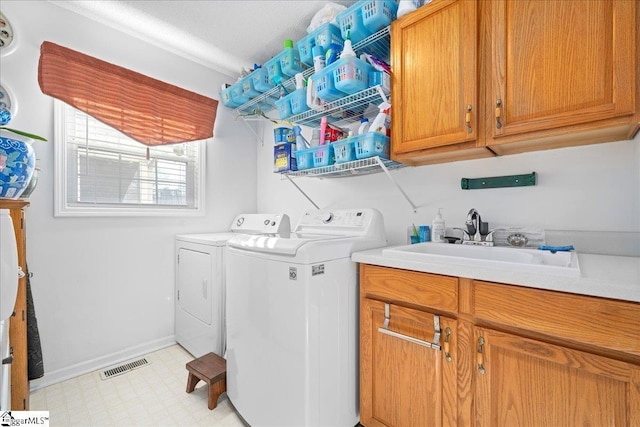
[465,208,484,241]
[455,208,500,246]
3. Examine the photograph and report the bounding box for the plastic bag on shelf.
[306,2,347,33]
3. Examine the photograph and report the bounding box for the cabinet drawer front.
[473,281,640,357]
[361,264,458,313]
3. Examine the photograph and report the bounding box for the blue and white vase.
[0,129,36,199]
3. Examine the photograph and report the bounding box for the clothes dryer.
[175,213,290,358]
[226,208,386,427]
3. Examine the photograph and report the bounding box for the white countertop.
[352,247,640,303]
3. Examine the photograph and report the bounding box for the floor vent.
[100,358,151,380]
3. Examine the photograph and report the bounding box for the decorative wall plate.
[0,12,16,56]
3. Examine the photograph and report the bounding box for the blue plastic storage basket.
[313,23,344,51]
[335,1,374,44]
[333,56,374,94]
[251,67,275,92]
[274,96,292,119]
[264,52,286,84]
[295,147,315,170]
[312,144,334,167]
[355,133,390,159]
[240,73,262,99]
[220,86,237,108]
[280,48,305,77]
[220,82,251,108]
[362,0,398,33]
[296,32,316,67]
[332,137,358,163]
[288,88,310,115]
[311,64,344,102]
[297,23,344,68]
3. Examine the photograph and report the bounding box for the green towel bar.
[461,172,537,190]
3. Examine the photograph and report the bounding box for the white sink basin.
[382,243,581,277]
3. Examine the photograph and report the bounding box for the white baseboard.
[29,336,176,391]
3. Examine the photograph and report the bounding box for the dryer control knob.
[321,212,333,223]
[236,217,245,226]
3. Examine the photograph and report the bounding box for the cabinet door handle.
[477,336,486,374]
[465,105,473,133]
[495,99,503,129]
[443,327,452,362]
[378,303,442,350]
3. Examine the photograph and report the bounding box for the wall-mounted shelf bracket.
[282,156,418,211]
[377,158,418,212]
[461,172,537,190]
[284,175,320,209]
[236,115,264,145]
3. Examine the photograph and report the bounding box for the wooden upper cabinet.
[391,0,493,165]
[391,0,639,164]
[485,0,639,154]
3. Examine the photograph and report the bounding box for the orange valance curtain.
[38,41,218,146]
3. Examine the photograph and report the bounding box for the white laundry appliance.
[0,209,20,411]
[175,213,290,358]
[225,208,386,427]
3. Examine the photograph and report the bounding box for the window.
[54,100,205,216]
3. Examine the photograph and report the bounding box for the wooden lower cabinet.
[474,327,640,427]
[358,264,640,427]
[360,299,457,427]
[0,200,29,410]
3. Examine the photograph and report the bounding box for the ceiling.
[50,0,356,78]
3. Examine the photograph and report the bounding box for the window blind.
[38,41,218,146]
[62,102,201,210]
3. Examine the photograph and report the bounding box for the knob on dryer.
[321,212,333,223]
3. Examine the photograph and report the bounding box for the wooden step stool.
[186,352,227,410]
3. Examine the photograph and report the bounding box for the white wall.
[1,1,257,388]
[257,125,640,246]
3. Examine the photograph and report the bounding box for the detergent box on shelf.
[274,142,298,173]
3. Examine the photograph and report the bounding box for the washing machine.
[175,213,290,358]
[225,208,386,427]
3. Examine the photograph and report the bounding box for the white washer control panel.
[295,209,385,238]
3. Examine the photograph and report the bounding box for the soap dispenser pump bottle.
[432,208,445,243]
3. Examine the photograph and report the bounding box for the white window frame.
[54,100,206,217]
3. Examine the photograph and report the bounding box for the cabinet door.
[360,299,457,427]
[486,0,637,145]
[474,327,640,427]
[391,0,484,163]
[0,201,29,410]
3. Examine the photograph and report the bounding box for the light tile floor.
[29,344,246,426]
